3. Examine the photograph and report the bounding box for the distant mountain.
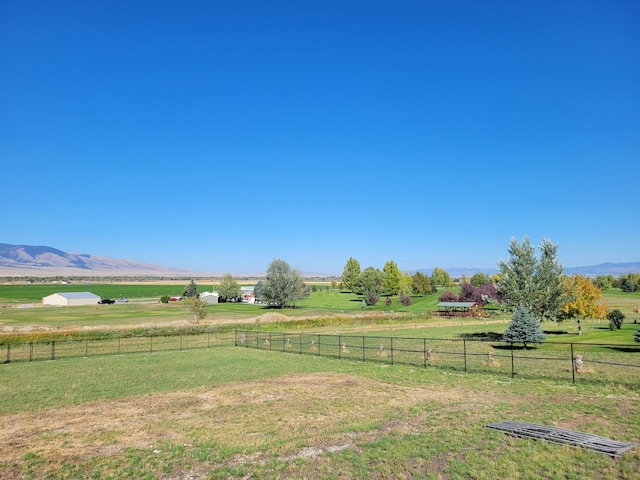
[416,262,640,278]
[0,243,198,277]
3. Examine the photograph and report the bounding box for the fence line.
[1,332,234,364]
[234,330,640,387]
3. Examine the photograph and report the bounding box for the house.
[42,292,100,307]
[200,291,219,304]
[436,301,483,317]
[241,286,255,303]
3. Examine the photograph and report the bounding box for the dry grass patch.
[0,372,472,476]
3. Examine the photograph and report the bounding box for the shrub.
[438,291,459,302]
[400,294,413,307]
[607,309,625,330]
[160,295,170,304]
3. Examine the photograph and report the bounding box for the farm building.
[241,286,255,303]
[42,292,100,306]
[200,291,219,304]
[436,301,483,317]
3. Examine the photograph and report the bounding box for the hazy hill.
[0,243,199,277]
[0,244,638,278]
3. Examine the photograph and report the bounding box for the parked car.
[98,298,115,304]
[117,297,128,303]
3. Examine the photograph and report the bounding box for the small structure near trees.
[437,302,482,317]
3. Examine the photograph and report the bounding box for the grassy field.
[1,344,638,479]
[0,284,639,477]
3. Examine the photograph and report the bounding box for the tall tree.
[412,271,434,296]
[497,236,565,321]
[383,260,403,295]
[502,305,546,348]
[341,257,361,293]
[432,267,453,288]
[217,273,242,302]
[260,259,304,308]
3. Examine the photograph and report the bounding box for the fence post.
[423,338,426,367]
[362,336,365,362]
[29,342,33,362]
[85,339,88,357]
[51,341,55,361]
[317,335,321,356]
[234,330,237,347]
[299,333,302,354]
[338,335,342,359]
[390,337,394,365]
[150,335,153,353]
[255,332,259,349]
[180,334,183,351]
[282,333,286,353]
[118,337,121,355]
[208,329,211,348]
[269,333,273,351]
[463,339,467,373]
[5,344,10,364]
[570,343,576,384]
[510,342,515,378]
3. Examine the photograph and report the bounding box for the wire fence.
[234,330,640,387]
[1,331,235,363]
[3,330,638,388]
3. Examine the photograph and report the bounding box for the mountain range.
[0,243,638,278]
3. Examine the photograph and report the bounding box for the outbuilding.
[200,291,219,304]
[436,301,482,317]
[42,292,101,306]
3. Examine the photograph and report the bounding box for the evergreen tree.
[183,279,199,298]
[341,257,361,293]
[503,305,546,348]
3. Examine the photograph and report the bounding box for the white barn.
[200,291,219,304]
[43,292,100,306]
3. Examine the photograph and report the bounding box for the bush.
[607,309,625,330]
[160,295,170,304]
[400,294,413,307]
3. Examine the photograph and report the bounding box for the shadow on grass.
[604,346,640,353]
[461,332,503,341]
[492,344,542,350]
[543,330,571,335]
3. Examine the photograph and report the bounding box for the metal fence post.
[390,337,394,365]
[570,343,576,384]
[317,335,321,356]
[423,338,426,367]
[463,339,467,373]
[299,333,302,354]
[510,342,515,378]
[180,334,183,351]
[118,337,121,355]
[362,336,365,362]
[150,335,153,353]
[51,341,55,361]
[338,335,341,359]
[5,344,10,364]
[29,342,33,362]
[85,339,88,357]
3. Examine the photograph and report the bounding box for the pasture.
[1,344,638,479]
[1,284,639,478]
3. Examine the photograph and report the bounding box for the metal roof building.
[42,292,100,306]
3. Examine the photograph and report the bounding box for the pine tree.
[183,279,199,298]
[503,305,546,348]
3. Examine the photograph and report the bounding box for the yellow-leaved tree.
[561,275,608,335]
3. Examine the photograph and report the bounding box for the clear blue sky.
[2,0,639,275]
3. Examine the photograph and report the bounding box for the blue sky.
[1,0,639,275]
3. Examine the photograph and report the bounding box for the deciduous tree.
[355,267,385,304]
[260,259,304,308]
[412,271,434,296]
[560,275,607,335]
[497,236,565,321]
[183,296,208,324]
[383,260,403,295]
[432,267,453,288]
[470,272,490,287]
[218,273,241,302]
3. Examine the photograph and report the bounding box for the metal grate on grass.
[486,421,637,457]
